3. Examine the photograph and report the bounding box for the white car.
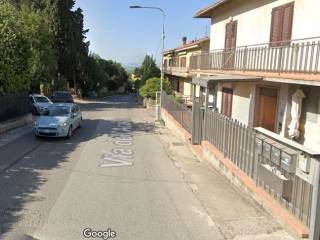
[29,94,53,115]
[34,103,82,138]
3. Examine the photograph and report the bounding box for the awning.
[192,75,263,88]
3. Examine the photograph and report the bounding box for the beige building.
[163,37,209,105]
[191,0,320,151]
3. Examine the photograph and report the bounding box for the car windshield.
[46,106,70,116]
[35,96,49,103]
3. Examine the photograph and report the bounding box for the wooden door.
[224,21,237,69]
[257,87,278,131]
[221,88,233,117]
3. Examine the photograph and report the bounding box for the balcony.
[164,66,190,77]
[190,37,320,82]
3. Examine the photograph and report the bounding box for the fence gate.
[191,98,204,145]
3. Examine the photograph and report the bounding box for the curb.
[0,114,32,135]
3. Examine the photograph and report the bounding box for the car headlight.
[60,122,68,127]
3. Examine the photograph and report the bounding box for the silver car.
[29,94,53,115]
[34,103,82,138]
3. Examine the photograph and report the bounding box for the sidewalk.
[154,121,296,240]
[0,123,33,149]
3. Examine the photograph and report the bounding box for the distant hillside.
[124,64,139,73]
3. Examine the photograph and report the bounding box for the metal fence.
[161,92,192,133]
[190,37,320,74]
[204,110,257,178]
[203,109,313,226]
[0,92,31,123]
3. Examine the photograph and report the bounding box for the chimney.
[182,36,187,46]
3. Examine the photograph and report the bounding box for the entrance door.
[257,87,278,132]
[221,88,233,117]
[224,21,237,69]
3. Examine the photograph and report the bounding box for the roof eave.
[194,0,230,18]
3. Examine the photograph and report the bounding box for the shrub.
[139,77,172,100]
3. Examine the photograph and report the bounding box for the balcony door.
[224,20,237,69]
[221,88,233,117]
[257,87,279,132]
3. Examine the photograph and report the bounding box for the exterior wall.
[215,81,290,129]
[209,0,320,51]
[167,75,192,97]
[216,82,253,125]
[297,86,320,149]
[232,83,253,125]
[164,39,210,68]
[183,81,192,97]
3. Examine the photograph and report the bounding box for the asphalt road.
[0,95,224,240]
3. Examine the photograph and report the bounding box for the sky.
[75,0,215,67]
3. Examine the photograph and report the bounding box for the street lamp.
[130,5,165,121]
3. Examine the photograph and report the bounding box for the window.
[164,59,168,68]
[224,21,237,50]
[270,2,294,46]
[221,88,233,117]
[180,57,186,67]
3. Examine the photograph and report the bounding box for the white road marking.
[100,121,134,168]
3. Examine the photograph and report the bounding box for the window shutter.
[180,57,186,67]
[225,22,232,50]
[281,3,294,43]
[270,2,294,46]
[270,7,282,44]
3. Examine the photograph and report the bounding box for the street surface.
[0,95,294,240]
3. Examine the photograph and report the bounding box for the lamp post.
[130,5,165,120]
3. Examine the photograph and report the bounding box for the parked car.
[34,103,82,138]
[29,94,53,115]
[50,91,74,103]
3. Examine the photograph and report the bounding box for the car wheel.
[34,134,41,139]
[67,126,72,138]
[78,118,83,128]
[32,107,38,115]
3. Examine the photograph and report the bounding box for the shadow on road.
[0,94,154,239]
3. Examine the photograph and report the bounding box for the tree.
[0,1,32,95]
[20,4,57,94]
[133,67,141,78]
[45,0,79,89]
[139,55,161,84]
[82,53,129,96]
[139,77,172,100]
[0,0,126,97]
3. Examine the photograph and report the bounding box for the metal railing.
[204,110,257,178]
[161,92,192,133]
[203,109,313,226]
[190,37,320,74]
[0,92,31,123]
[164,66,190,75]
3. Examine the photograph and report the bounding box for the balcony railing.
[190,37,320,75]
[164,66,189,75]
